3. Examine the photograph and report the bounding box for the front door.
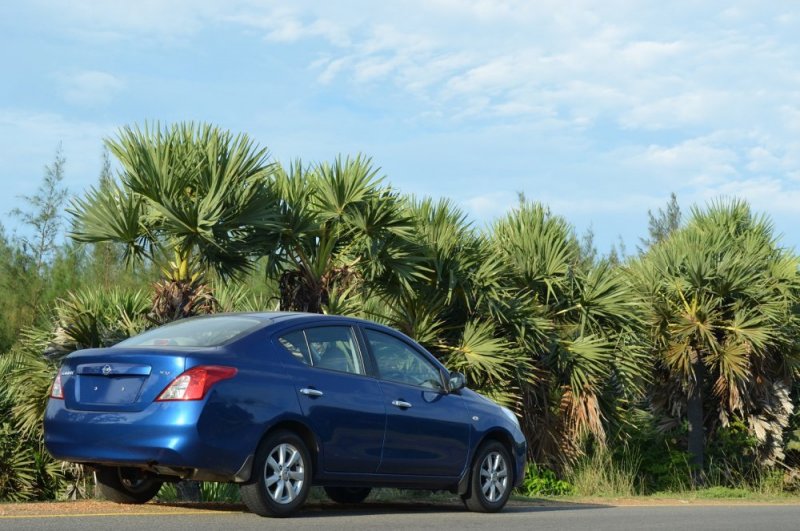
[362,328,470,477]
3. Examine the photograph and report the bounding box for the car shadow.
[154,498,612,518]
[295,498,613,518]
[152,501,249,513]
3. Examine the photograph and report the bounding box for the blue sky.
[1,1,799,253]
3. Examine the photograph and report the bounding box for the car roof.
[203,311,380,327]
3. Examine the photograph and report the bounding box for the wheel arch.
[458,428,517,496]
[239,418,320,483]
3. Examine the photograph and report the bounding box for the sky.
[1,0,799,254]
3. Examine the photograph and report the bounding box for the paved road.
[2,501,800,531]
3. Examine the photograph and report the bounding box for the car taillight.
[50,370,64,399]
[155,365,237,401]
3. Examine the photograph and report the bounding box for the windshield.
[115,316,263,348]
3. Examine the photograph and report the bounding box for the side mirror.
[448,372,466,393]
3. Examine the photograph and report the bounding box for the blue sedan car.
[44,312,526,516]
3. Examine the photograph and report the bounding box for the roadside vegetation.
[1,123,799,503]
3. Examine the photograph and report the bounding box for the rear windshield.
[115,316,263,348]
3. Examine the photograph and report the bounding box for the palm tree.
[0,329,65,501]
[0,287,151,501]
[69,122,277,323]
[488,201,648,465]
[68,122,277,499]
[263,155,421,313]
[350,197,527,402]
[630,199,800,482]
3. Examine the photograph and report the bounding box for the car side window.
[279,326,365,376]
[278,331,312,365]
[364,329,444,391]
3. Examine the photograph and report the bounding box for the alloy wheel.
[479,451,508,502]
[263,442,305,504]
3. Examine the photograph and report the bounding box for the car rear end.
[44,346,248,480]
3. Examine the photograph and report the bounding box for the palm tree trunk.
[687,355,705,486]
[279,270,325,313]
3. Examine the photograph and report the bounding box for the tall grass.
[698,459,787,497]
[553,449,790,499]
[565,448,641,497]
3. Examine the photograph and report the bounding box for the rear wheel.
[461,441,512,513]
[240,430,312,517]
[324,486,371,504]
[94,466,163,504]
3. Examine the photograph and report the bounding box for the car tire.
[324,486,371,504]
[461,440,513,513]
[240,430,312,517]
[94,466,163,504]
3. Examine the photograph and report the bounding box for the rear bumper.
[43,399,247,479]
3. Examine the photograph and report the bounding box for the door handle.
[391,400,412,409]
[300,388,324,397]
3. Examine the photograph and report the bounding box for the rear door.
[277,325,386,474]
[361,327,471,477]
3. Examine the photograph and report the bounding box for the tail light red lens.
[50,371,64,399]
[156,365,238,401]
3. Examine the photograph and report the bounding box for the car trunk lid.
[60,348,187,412]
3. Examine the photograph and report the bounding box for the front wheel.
[94,466,163,504]
[324,486,371,504]
[461,441,513,512]
[240,430,312,517]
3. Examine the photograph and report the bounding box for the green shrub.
[705,420,759,486]
[636,436,693,493]
[200,482,240,503]
[0,420,66,501]
[157,481,241,503]
[517,463,573,496]
[613,412,693,493]
[694,486,749,498]
[0,335,77,502]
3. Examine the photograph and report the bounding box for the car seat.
[316,345,353,372]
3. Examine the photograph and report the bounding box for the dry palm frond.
[559,386,607,448]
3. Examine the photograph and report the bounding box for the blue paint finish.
[377,380,470,476]
[286,362,385,473]
[44,312,527,490]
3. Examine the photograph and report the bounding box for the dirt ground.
[1,496,797,518]
[0,500,239,517]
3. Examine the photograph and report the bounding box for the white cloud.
[620,91,735,131]
[39,2,799,140]
[36,0,228,43]
[546,193,666,216]
[746,146,783,174]
[444,55,526,96]
[59,70,125,107]
[462,191,516,219]
[692,177,800,216]
[315,57,348,84]
[620,40,686,69]
[427,0,520,21]
[351,58,399,83]
[226,8,350,46]
[625,137,739,185]
[781,105,800,132]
